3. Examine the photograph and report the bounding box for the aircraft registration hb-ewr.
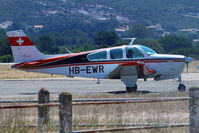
[7,30,194,92]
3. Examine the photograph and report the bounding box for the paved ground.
[0,73,199,98]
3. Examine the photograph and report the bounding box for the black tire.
[178,84,186,92]
[126,87,132,93]
[126,84,137,93]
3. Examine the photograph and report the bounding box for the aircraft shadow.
[19,92,37,95]
[107,90,152,95]
[19,91,153,96]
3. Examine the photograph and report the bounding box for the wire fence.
[0,97,190,109]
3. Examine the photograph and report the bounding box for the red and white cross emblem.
[16,38,24,45]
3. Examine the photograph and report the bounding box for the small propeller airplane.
[7,30,194,92]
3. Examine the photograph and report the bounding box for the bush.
[136,39,165,54]
[0,55,13,63]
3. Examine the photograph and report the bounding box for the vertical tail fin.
[6,30,45,63]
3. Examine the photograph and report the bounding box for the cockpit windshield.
[139,45,157,55]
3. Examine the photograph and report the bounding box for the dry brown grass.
[0,63,65,79]
[0,92,190,133]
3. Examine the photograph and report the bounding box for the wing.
[105,62,156,87]
[105,62,156,79]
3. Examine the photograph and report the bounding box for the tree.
[36,35,60,54]
[70,43,95,53]
[159,35,191,53]
[0,37,12,56]
[0,29,6,39]
[94,31,119,47]
[0,37,13,62]
[136,39,165,53]
[123,23,153,39]
[187,33,197,41]
[170,48,199,59]
[0,55,13,63]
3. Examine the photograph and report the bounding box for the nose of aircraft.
[184,56,194,73]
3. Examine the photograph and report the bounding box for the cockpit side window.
[110,48,123,59]
[87,51,107,61]
[126,47,144,58]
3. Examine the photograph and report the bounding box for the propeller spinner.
[184,56,194,73]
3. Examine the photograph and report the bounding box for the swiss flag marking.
[9,37,34,46]
[16,38,24,45]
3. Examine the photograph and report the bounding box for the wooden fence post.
[59,91,72,133]
[189,87,199,133]
[38,88,50,132]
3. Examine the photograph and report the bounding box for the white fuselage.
[23,53,185,81]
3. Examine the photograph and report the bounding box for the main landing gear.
[178,76,186,92]
[126,84,137,93]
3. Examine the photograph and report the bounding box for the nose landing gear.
[178,76,186,92]
[178,84,186,92]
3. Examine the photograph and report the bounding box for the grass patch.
[0,92,190,132]
[0,63,65,79]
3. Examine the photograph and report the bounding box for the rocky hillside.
[1,0,199,35]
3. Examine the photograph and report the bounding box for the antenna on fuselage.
[65,48,72,54]
[122,38,136,45]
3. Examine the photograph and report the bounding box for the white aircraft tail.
[7,30,45,63]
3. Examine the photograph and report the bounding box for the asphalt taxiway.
[0,73,199,98]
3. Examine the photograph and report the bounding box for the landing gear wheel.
[126,84,137,93]
[178,84,186,92]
